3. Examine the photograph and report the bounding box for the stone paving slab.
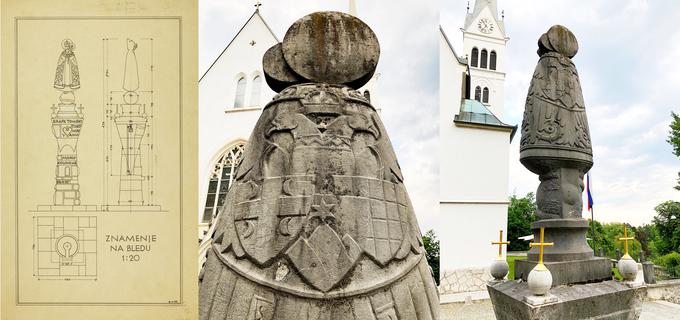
[440,299,680,320]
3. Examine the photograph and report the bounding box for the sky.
[199,0,440,231]
[442,0,680,226]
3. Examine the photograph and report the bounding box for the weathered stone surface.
[199,12,437,319]
[521,25,591,220]
[488,280,646,320]
[262,43,305,93]
[282,11,379,89]
[515,257,612,286]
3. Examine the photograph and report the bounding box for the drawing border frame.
[15,16,184,306]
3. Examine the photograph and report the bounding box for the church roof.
[199,9,279,83]
[463,0,506,37]
[439,26,468,65]
[454,99,517,141]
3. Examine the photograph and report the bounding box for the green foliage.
[653,252,680,278]
[506,255,526,280]
[634,224,659,259]
[507,193,538,251]
[668,112,680,157]
[669,112,680,190]
[422,230,440,285]
[588,221,642,260]
[653,201,680,255]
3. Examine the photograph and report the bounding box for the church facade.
[439,0,516,302]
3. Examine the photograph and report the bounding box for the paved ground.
[440,299,680,320]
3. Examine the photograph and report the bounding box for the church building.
[439,0,516,302]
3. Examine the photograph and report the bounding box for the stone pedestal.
[515,219,612,286]
[642,262,656,284]
[488,280,646,320]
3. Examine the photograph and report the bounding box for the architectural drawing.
[38,39,98,212]
[34,216,97,280]
[103,38,161,211]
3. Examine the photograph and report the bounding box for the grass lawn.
[507,256,526,280]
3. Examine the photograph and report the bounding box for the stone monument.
[487,25,645,320]
[199,11,439,320]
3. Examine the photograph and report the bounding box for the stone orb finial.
[537,25,578,58]
[281,11,379,89]
[262,43,305,92]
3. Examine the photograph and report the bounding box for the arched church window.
[482,87,489,103]
[471,48,479,67]
[250,74,262,107]
[234,76,246,108]
[490,51,497,70]
[201,143,246,223]
[474,86,481,101]
[480,49,488,69]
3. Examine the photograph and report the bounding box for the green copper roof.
[454,99,517,141]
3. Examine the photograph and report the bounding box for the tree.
[422,230,440,285]
[507,193,538,251]
[668,112,680,190]
[652,201,680,255]
[634,224,659,259]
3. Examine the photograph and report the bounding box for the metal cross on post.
[618,226,635,258]
[254,1,262,10]
[530,227,554,270]
[491,229,510,259]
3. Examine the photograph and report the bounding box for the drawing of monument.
[103,38,161,211]
[38,39,97,212]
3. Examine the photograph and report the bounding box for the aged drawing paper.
[1,0,198,318]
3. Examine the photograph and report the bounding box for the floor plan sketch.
[103,38,161,211]
[34,216,97,280]
[37,39,97,212]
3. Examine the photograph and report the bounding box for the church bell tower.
[462,0,508,117]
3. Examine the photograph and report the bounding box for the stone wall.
[646,279,680,304]
[439,267,493,294]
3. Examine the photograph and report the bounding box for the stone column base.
[488,280,646,320]
[515,257,612,286]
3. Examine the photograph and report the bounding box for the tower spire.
[349,0,357,16]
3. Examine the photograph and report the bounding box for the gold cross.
[491,229,510,258]
[618,225,635,257]
[530,227,554,266]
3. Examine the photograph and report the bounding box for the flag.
[586,173,594,211]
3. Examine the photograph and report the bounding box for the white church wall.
[198,12,278,232]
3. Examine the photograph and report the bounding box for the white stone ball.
[617,256,637,281]
[527,266,552,296]
[490,258,509,280]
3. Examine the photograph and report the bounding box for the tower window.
[482,87,489,103]
[471,48,479,67]
[480,49,488,69]
[474,86,481,102]
[250,74,262,107]
[490,51,497,70]
[202,143,245,223]
[234,76,246,108]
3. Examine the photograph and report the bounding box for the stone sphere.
[617,256,638,281]
[262,43,305,92]
[538,25,578,58]
[527,266,553,296]
[490,258,509,280]
[282,11,379,89]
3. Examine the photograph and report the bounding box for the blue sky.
[442,0,680,225]
[200,0,440,231]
